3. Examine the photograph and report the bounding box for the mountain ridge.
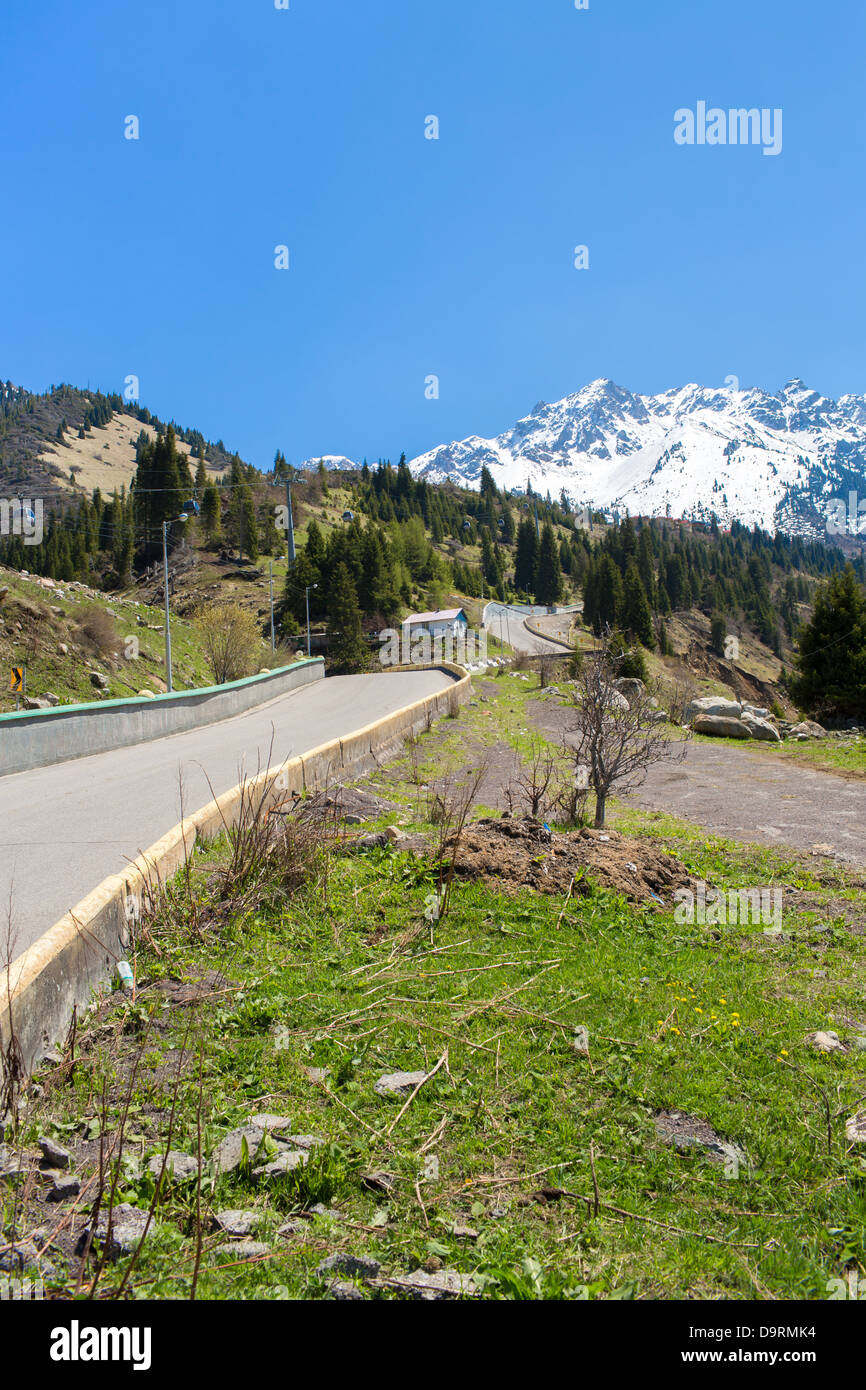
[400,378,866,539]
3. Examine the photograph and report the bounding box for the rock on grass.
[374,1071,428,1098]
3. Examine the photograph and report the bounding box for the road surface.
[630,740,866,868]
[0,669,452,958]
[483,603,577,655]
[530,696,866,869]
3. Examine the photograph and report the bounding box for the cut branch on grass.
[385,1049,449,1137]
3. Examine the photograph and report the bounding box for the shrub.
[197,601,262,684]
[617,645,648,682]
[75,604,120,658]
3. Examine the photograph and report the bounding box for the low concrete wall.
[0,665,469,1074]
[0,659,325,777]
[522,616,575,651]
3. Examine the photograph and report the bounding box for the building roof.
[402,608,467,626]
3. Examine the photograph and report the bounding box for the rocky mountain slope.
[407,378,866,539]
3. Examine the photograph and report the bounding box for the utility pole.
[286,479,296,564]
[269,561,276,652]
[162,509,189,693]
[305,583,317,658]
[163,520,174,694]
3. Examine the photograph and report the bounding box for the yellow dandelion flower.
[731,1019,740,1028]
[695,1007,703,1014]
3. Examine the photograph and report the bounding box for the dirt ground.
[444,816,694,905]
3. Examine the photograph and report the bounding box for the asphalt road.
[631,741,866,868]
[0,669,452,960]
[483,604,576,655]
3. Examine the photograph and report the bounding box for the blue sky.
[1,0,864,469]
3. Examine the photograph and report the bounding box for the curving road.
[483,603,577,655]
[0,670,452,959]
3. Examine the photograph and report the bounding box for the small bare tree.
[504,737,560,820]
[538,655,557,689]
[566,631,688,828]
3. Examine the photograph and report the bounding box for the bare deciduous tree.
[504,736,560,820]
[566,631,688,828]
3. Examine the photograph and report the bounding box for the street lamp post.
[163,512,188,693]
[305,584,318,658]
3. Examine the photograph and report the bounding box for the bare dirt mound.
[444,817,694,905]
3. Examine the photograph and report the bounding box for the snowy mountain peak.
[406,378,866,537]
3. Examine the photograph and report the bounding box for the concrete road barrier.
[522,617,575,651]
[0,659,325,777]
[0,664,469,1075]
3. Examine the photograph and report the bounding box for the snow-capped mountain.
[407,379,866,537]
[299,454,357,472]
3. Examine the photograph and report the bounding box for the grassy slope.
[11,672,866,1301]
[0,567,273,712]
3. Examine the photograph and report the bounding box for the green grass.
[15,754,866,1301]
[8,669,865,1302]
[764,737,866,778]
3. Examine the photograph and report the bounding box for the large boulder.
[684,695,742,724]
[741,713,781,743]
[614,678,645,706]
[693,714,752,740]
[789,720,827,739]
[606,690,631,712]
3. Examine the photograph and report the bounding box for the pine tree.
[592,555,624,633]
[229,484,258,561]
[622,561,655,647]
[637,527,656,607]
[201,485,222,546]
[194,448,207,491]
[328,562,368,672]
[284,553,320,627]
[790,566,866,721]
[514,516,540,593]
[535,522,562,605]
